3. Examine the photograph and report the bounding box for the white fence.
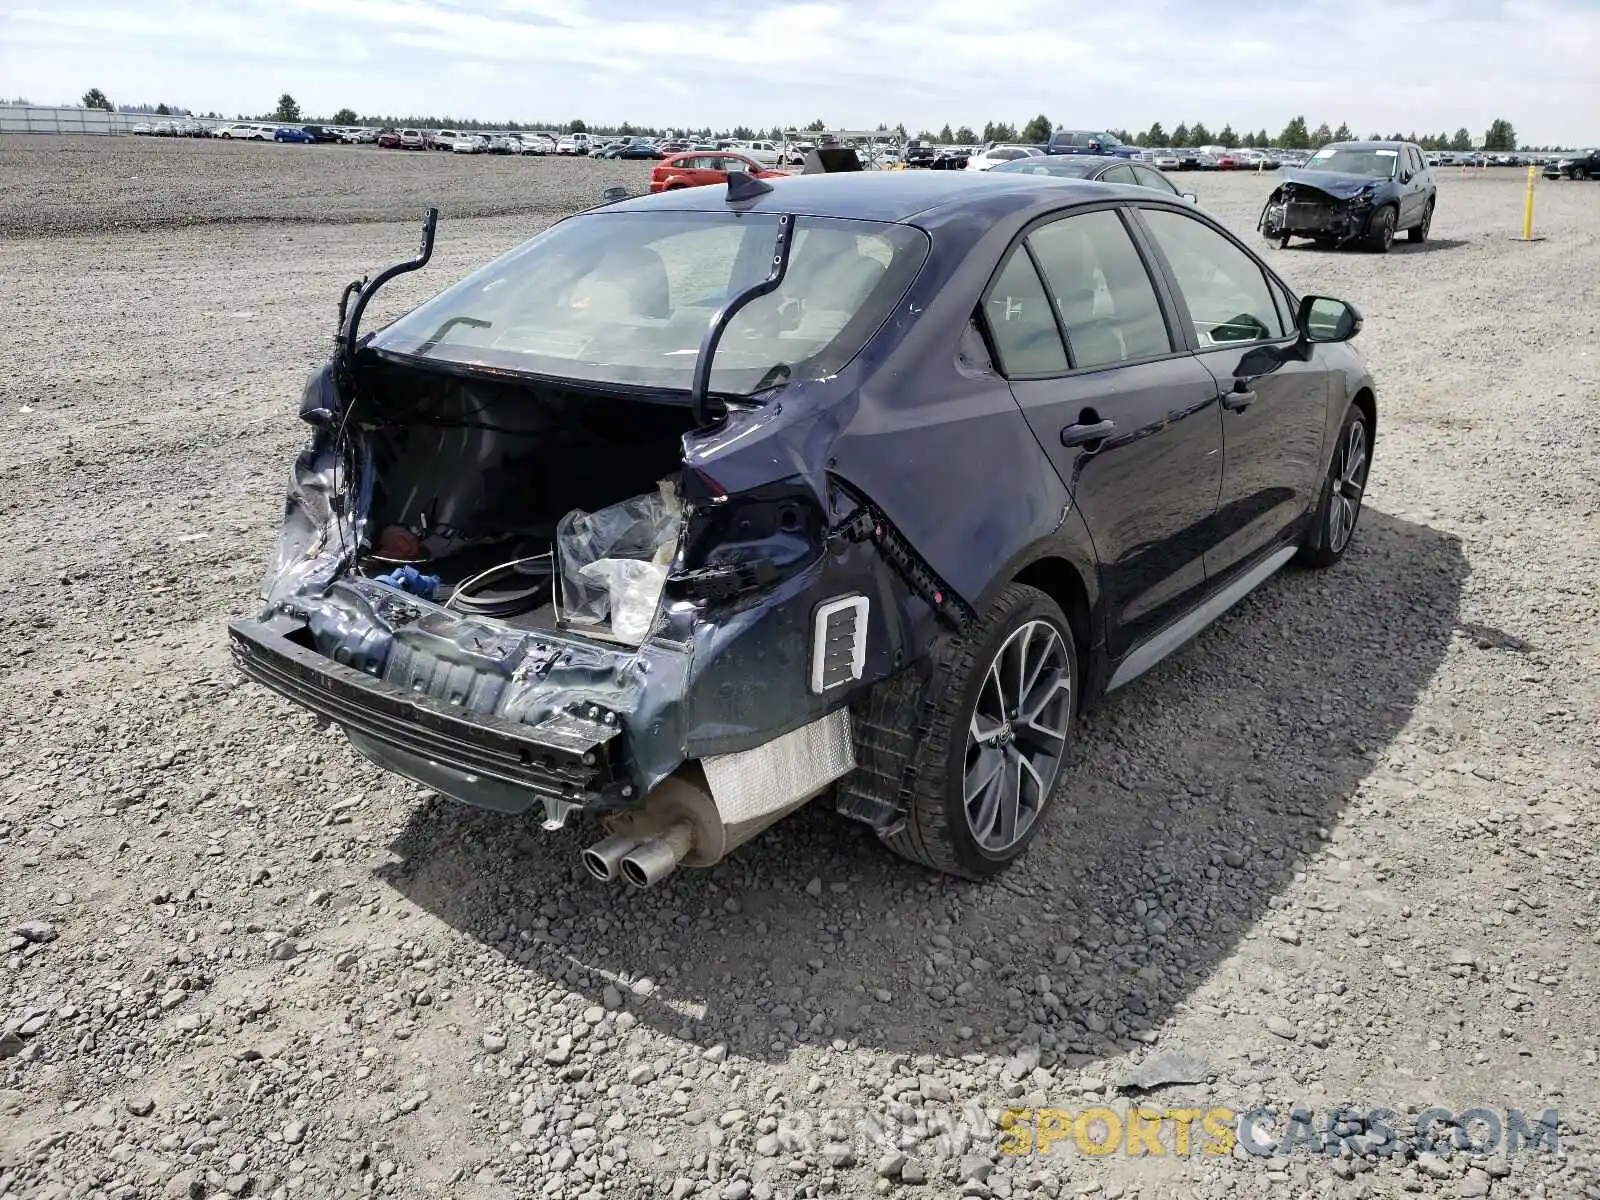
[0,106,165,135]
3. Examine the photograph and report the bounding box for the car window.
[372,211,928,396]
[982,249,1068,375]
[1140,209,1287,346]
[1028,211,1172,369]
[1099,163,1136,185]
[1131,164,1179,194]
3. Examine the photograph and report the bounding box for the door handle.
[1220,388,1255,412]
[1061,419,1115,447]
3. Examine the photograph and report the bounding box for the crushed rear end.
[231,199,935,885]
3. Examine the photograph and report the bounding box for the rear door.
[1133,205,1329,579]
[989,206,1224,658]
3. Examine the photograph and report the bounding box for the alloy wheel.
[963,620,1072,853]
[1328,418,1369,553]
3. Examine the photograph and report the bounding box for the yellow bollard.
[1522,164,1535,239]
[1512,164,1542,242]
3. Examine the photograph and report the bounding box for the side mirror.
[1299,295,1362,343]
[1181,191,1199,204]
[1399,170,1413,183]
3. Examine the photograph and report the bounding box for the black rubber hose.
[446,557,554,618]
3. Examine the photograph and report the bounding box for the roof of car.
[996,155,1124,174]
[1322,140,1414,150]
[604,170,1140,224]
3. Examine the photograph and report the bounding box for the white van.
[557,132,591,155]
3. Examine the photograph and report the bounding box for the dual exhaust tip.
[582,823,693,890]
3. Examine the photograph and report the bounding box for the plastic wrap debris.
[373,565,441,599]
[557,481,681,643]
[579,558,670,643]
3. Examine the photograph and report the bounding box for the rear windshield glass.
[371,211,928,395]
[1303,148,1398,178]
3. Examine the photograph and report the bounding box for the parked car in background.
[557,133,592,155]
[399,129,426,150]
[377,128,402,149]
[966,145,1044,171]
[1214,153,1239,171]
[616,137,661,160]
[214,123,252,139]
[1260,140,1436,252]
[452,134,487,154]
[233,171,1375,885]
[299,125,339,143]
[1152,151,1181,170]
[274,127,316,144]
[737,140,783,166]
[1545,150,1600,179]
[1045,129,1138,158]
[649,151,785,192]
[428,130,462,151]
[904,140,940,168]
[990,154,1199,203]
[521,135,556,155]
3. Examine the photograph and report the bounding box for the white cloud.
[1,0,1595,143]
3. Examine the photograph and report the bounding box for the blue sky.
[3,0,1597,143]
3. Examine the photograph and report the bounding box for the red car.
[376,128,402,149]
[649,151,786,193]
[1214,153,1238,171]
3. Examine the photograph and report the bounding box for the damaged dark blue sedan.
[230,169,1376,885]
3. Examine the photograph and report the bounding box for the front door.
[986,208,1225,659]
[1135,206,1329,579]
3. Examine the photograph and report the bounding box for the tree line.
[76,90,1542,152]
[914,115,1524,151]
[790,114,1530,152]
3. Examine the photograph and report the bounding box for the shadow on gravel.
[1282,238,1467,254]
[1391,238,1469,254]
[378,507,1466,1069]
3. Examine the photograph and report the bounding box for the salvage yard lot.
[2,136,1599,1199]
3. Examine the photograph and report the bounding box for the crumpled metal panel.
[700,707,855,827]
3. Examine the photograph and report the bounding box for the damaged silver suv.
[232,170,1375,885]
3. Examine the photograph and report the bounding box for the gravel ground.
[0,137,645,235]
[3,141,1599,1200]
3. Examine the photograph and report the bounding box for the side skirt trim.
[1105,543,1298,693]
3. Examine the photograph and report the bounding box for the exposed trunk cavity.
[356,356,695,638]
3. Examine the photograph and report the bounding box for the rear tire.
[881,584,1078,879]
[1297,403,1371,568]
[1407,199,1434,243]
